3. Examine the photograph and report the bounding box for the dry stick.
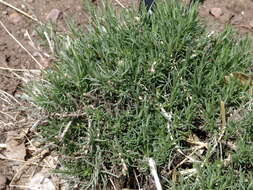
[0,111,15,120]
[44,31,54,54]
[113,0,126,8]
[0,20,43,69]
[25,30,51,58]
[133,169,141,190]
[60,121,72,140]
[24,30,40,51]
[177,148,200,164]
[0,66,40,72]
[0,0,41,23]
[0,95,12,105]
[109,178,117,190]
[30,118,45,132]
[53,112,87,118]
[11,71,29,83]
[149,158,162,190]
[0,89,21,105]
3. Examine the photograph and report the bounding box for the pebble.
[21,4,26,9]
[46,8,62,22]
[2,11,8,15]
[76,6,82,11]
[209,8,223,18]
[8,12,22,24]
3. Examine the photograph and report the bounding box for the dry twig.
[0,66,40,72]
[0,20,43,69]
[0,89,21,105]
[60,121,72,140]
[0,0,41,23]
[113,0,126,8]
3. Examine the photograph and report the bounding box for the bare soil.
[0,0,253,189]
[199,0,253,37]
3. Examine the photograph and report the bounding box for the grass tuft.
[27,0,253,189]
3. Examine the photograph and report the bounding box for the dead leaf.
[179,168,197,176]
[4,131,26,160]
[186,134,208,148]
[28,172,55,190]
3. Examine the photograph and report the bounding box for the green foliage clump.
[27,0,253,189]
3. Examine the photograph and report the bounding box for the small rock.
[2,11,8,15]
[27,0,34,3]
[0,174,7,190]
[209,8,223,18]
[9,12,22,24]
[76,6,82,11]
[46,9,61,22]
[21,4,26,9]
